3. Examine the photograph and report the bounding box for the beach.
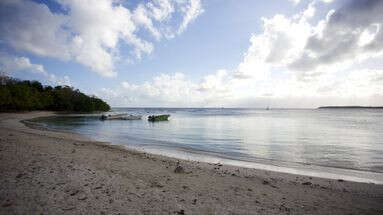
[0,112,382,215]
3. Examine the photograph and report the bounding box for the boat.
[100,113,142,120]
[148,114,170,122]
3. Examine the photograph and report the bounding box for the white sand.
[0,112,382,214]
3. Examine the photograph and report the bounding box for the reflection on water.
[35,108,383,176]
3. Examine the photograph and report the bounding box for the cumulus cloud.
[96,66,383,108]
[233,13,311,80]
[119,73,201,106]
[232,0,383,82]
[97,0,383,107]
[96,71,234,107]
[290,0,383,73]
[302,1,316,18]
[197,70,230,92]
[2,0,380,107]
[0,53,46,76]
[0,0,69,59]
[0,0,204,77]
[0,52,71,86]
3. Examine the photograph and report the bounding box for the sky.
[1,0,383,108]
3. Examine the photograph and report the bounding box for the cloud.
[0,53,46,75]
[289,0,335,5]
[321,0,335,3]
[131,0,204,38]
[233,13,311,80]
[0,52,71,86]
[233,0,383,82]
[288,0,301,5]
[0,0,69,59]
[97,64,383,108]
[96,71,233,107]
[177,0,204,34]
[147,0,175,21]
[197,70,230,92]
[290,0,383,73]
[119,73,202,106]
[133,4,162,40]
[3,0,380,107]
[97,0,383,107]
[302,1,316,18]
[0,0,204,77]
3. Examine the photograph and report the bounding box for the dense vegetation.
[0,76,110,112]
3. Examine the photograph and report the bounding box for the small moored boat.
[101,113,142,120]
[148,114,170,122]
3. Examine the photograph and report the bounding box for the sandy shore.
[0,112,382,214]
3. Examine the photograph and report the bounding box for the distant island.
[318,106,383,109]
[0,76,110,112]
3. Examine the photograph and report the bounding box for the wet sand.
[0,112,382,214]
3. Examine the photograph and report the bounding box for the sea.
[32,108,383,184]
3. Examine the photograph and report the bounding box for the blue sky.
[1,0,383,107]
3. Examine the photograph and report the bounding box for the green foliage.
[0,76,110,112]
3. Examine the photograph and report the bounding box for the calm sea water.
[34,108,383,182]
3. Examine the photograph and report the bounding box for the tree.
[0,76,111,112]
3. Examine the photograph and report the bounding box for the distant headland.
[318,106,383,109]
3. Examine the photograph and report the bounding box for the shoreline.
[1,111,382,214]
[24,112,383,184]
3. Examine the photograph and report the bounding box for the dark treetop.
[0,76,110,112]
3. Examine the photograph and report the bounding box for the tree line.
[0,76,110,112]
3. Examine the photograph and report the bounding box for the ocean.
[33,108,383,183]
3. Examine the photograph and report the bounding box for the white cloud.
[303,1,316,18]
[133,4,162,40]
[97,64,383,108]
[97,0,383,107]
[62,0,150,77]
[320,0,335,3]
[0,52,71,86]
[0,53,46,76]
[3,0,380,107]
[233,12,312,80]
[289,0,301,5]
[119,73,202,106]
[148,0,175,21]
[234,0,383,83]
[290,0,383,73]
[0,0,69,60]
[291,0,335,5]
[177,0,204,34]
[0,0,204,77]
[198,70,229,92]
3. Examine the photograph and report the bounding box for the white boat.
[101,113,142,120]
